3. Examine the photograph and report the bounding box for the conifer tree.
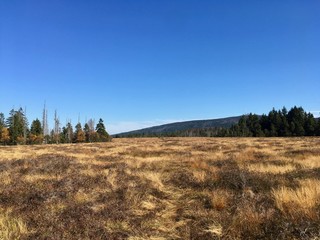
[0,113,4,127]
[287,106,305,136]
[60,127,68,143]
[304,113,316,136]
[84,123,90,142]
[29,119,43,144]
[6,108,28,144]
[0,113,5,142]
[95,118,111,142]
[246,114,263,137]
[316,118,320,136]
[30,119,42,135]
[279,108,290,136]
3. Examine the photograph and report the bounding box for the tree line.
[223,106,320,137]
[116,106,320,138]
[0,107,111,145]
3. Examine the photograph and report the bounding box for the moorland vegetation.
[0,137,320,239]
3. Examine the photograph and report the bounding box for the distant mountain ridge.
[115,116,241,136]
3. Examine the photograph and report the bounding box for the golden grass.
[0,172,11,186]
[230,205,275,238]
[24,174,61,183]
[103,169,118,190]
[296,156,320,169]
[0,137,319,238]
[104,220,131,233]
[204,222,223,236]
[272,179,320,220]
[46,203,66,214]
[0,210,28,240]
[74,191,93,204]
[136,171,164,190]
[192,170,206,183]
[246,163,296,174]
[210,189,231,211]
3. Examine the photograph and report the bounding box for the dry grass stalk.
[272,179,320,219]
[204,222,223,236]
[210,189,231,211]
[246,163,295,174]
[0,210,28,240]
[192,170,206,183]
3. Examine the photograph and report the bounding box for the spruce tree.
[279,108,290,136]
[0,113,5,142]
[6,108,28,144]
[0,113,5,128]
[60,127,68,143]
[30,119,42,135]
[96,118,111,142]
[84,123,91,142]
[304,113,316,136]
[316,118,320,136]
[287,106,305,136]
[247,114,263,137]
[29,118,43,144]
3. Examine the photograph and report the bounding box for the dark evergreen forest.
[116,106,320,138]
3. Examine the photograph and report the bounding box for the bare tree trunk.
[42,103,48,144]
[23,106,27,144]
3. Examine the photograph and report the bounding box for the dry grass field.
[0,137,320,239]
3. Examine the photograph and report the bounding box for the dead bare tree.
[42,103,49,143]
[23,106,27,144]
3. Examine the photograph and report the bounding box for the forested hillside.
[116,106,320,137]
[115,116,241,137]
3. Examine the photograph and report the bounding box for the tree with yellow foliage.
[0,113,10,145]
[74,123,85,143]
[0,127,10,145]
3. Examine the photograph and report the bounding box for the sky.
[0,0,319,134]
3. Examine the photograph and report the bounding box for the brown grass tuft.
[210,189,231,211]
[272,178,320,220]
[0,210,28,240]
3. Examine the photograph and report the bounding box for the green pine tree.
[30,119,42,135]
[29,118,43,144]
[6,108,28,144]
[304,113,316,136]
[95,118,111,142]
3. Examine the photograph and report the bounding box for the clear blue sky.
[1,0,319,134]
